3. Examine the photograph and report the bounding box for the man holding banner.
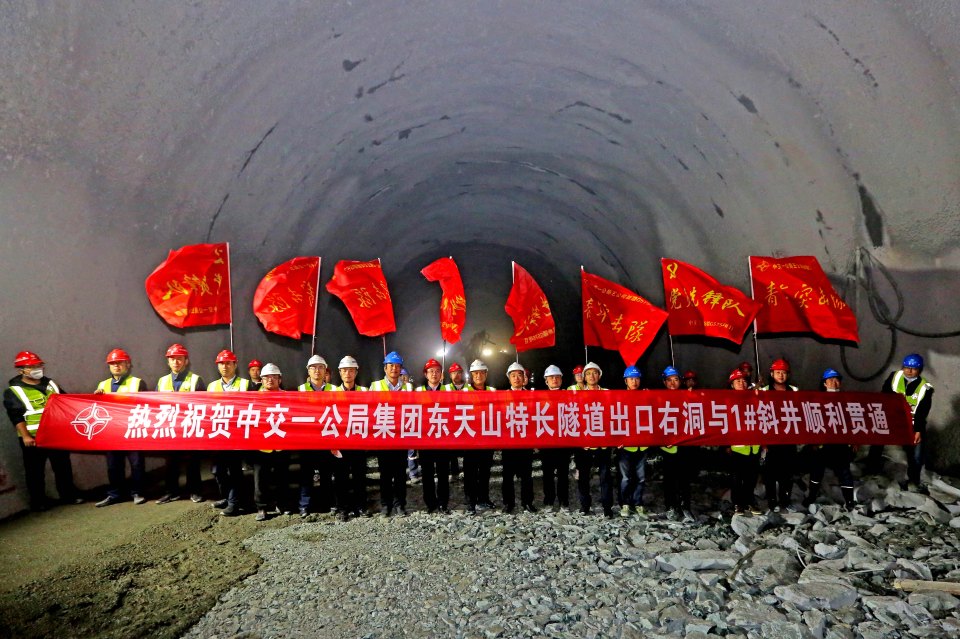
[369,352,412,516]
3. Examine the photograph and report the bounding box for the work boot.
[95,496,121,508]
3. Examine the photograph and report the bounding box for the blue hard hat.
[400,368,409,376]
[623,366,641,379]
[822,368,842,381]
[383,351,404,365]
[902,353,923,369]
[662,366,680,379]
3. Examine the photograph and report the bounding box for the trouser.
[762,445,797,509]
[407,450,421,479]
[730,451,760,509]
[449,454,461,479]
[501,449,533,509]
[574,448,613,512]
[164,451,203,496]
[298,451,333,512]
[212,451,244,507]
[807,445,855,505]
[866,443,924,484]
[661,449,693,511]
[106,450,145,499]
[252,451,291,511]
[420,450,450,510]
[333,451,368,514]
[463,449,494,507]
[541,448,572,507]
[617,448,647,508]
[20,441,76,508]
[377,450,407,509]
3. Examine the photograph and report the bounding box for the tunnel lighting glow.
[482,348,493,357]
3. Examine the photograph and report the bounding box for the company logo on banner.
[37,391,914,451]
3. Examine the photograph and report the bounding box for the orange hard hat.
[106,348,131,364]
[14,351,43,368]
[216,349,237,364]
[165,343,189,358]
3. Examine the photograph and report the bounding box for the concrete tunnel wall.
[2,1,960,517]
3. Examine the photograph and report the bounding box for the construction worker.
[416,358,451,513]
[661,366,694,521]
[567,365,585,390]
[297,355,336,517]
[253,363,292,521]
[4,351,82,511]
[369,351,412,516]
[155,343,205,504]
[804,369,856,510]
[867,354,933,490]
[442,361,466,483]
[540,365,571,510]
[462,359,496,513]
[573,362,614,518]
[248,359,263,388]
[682,370,699,391]
[333,355,369,521]
[726,368,762,516]
[759,358,799,512]
[738,361,756,389]
[93,348,147,508]
[501,362,535,513]
[618,366,648,518]
[207,349,250,517]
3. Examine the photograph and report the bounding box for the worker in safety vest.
[94,348,148,507]
[661,366,695,522]
[804,368,857,511]
[369,351,412,516]
[155,343,205,505]
[3,350,82,511]
[759,358,798,512]
[566,365,585,390]
[248,359,263,391]
[462,359,496,513]
[207,349,250,517]
[296,355,336,517]
[738,361,757,390]
[618,366,648,518]
[416,358,451,513]
[573,362,614,518]
[726,368,762,516]
[540,365,571,511]
[442,361,466,482]
[333,355,368,521]
[867,353,933,490]
[501,362,535,513]
[253,363,292,521]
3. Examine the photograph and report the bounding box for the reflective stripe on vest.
[892,371,931,415]
[9,382,60,433]
[298,382,336,391]
[441,383,465,391]
[158,373,200,392]
[369,380,412,391]
[96,376,142,393]
[207,378,250,392]
[731,445,760,455]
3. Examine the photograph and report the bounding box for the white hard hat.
[507,362,525,375]
[338,355,359,369]
[583,361,602,378]
[469,359,488,372]
[261,363,282,376]
[544,365,563,378]
[307,355,327,368]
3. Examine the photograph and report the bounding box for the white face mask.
[26,369,44,380]
[826,388,840,393]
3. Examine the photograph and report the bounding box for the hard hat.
[682,370,697,380]
[165,343,189,358]
[338,355,359,369]
[583,362,602,378]
[902,353,924,369]
[623,366,641,379]
[14,351,43,368]
[400,368,409,376]
[423,358,442,373]
[543,365,563,378]
[738,361,753,371]
[307,355,328,368]
[260,363,282,376]
[383,351,404,365]
[573,365,584,375]
[728,368,747,383]
[248,359,263,369]
[662,366,680,379]
[769,359,790,372]
[822,368,842,381]
[448,362,463,373]
[507,362,525,375]
[215,349,237,364]
[106,348,131,364]
[469,359,488,372]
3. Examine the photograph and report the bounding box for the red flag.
[421,257,466,344]
[505,262,556,352]
[252,257,321,339]
[661,259,761,344]
[582,270,668,365]
[750,256,859,342]
[325,259,396,337]
[144,242,231,328]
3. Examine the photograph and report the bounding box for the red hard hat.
[248,359,263,369]
[216,349,238,364]
[14,351,43,368]
[682,370,697,380]
[573,365,584,375]
[448,362,463,373]
[423,358,442,373]
[738,361,753,372]
[770,358,790,372]
[106,348,131,364]
[165,343,189,358]
[729,368,747,383]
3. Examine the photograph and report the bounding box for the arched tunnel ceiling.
[2,1,960,401]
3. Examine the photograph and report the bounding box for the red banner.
[661,259,761,344]
[36,390,912,451]
[144,243,232,327]
[421,257,466,344]
[252,256,320,339]
[505,262,556,352]
[750,256,859,342]
[582,270,668,365]
[325,259,396,337]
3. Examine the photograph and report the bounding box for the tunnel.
[2,1,960,512]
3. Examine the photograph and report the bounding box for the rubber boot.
[841,485,855,511]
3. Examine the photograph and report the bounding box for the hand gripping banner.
[37,390,913,451]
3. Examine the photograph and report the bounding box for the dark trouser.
[334,451,368,514]
[449,454,461,479]
[20,441,76,509]
[106,450,145,499]
[807,445,855,505]
[463,449,494,507]
[730,451,760,510]
[164,451,203,496]
[541,448,572,507]
[297,451,333,512]
[617,448,647,508]
[407,449,421,479]
[252,451,291,511]
[866,442,924,484]
[574,448,613,512]
[377,450,407,509]
[501,449,534,509]
[420,450,450,510]
[762,445,797,509]
[661,448,693,511]
[212,452,244,507]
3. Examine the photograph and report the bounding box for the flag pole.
[512,261,519,363]
[382,335,387,358]
[748,256,761,379]
[668,334,676,368]
[226,242,234,352]
[581,265,588,364]
[311,256,322,356]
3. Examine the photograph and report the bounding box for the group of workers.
[4,345,932,523]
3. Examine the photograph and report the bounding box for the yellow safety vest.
[157,372,201,392]
[96,376,143,394]
[298,381,336,391]
[369,379,413,391]
[731,445,760,455]
[207,377,251,392]
[335,384,368,391]
[8,381,61,434]
[892,371,932,415]
[442,383,466,391]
